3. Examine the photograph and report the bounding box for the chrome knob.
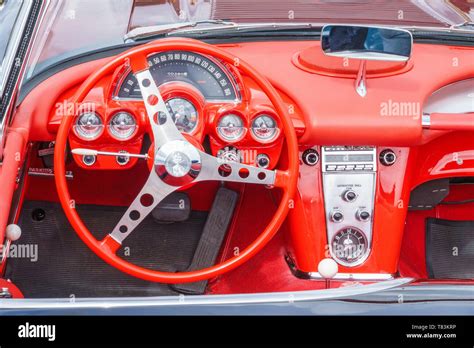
[330,210,344,223]
[356,209,371,222]
[379,149,397,166]
[302,148,319,166]
[342,189,357,202]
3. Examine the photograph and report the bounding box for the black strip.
[0,316,473,345]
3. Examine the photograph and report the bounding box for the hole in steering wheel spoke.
[218,164,232,177]
[147,94,159,106]
[238,168,250,179]
[153,112,167,125]
[140,193,154,207]
[142,78,151,87]
[129,210,140,221]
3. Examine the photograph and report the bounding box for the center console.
[321,146,377,267]
[287,145,411,280]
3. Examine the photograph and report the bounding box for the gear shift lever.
[318,258,338,289]
[0,224,22,275]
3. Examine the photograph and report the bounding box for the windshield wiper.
[124,20,238,42]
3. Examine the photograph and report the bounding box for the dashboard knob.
[330,210,344,223]
[82,155,96,166]
[116,151,130,166]
[302,148,319,166]
[342,189,357,202]
[256,154,270,168]
[379,149,397,166]
[356,210,371,222]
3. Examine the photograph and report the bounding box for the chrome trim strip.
[0,278,413,309]
[28,168,73,179]
[286,256,394,280]
[301,272,394,281]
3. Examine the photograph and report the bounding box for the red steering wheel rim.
[54,38,299,283]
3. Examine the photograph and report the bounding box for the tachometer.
[116,51,239,101]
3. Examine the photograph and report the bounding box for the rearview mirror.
[321,25,413,62]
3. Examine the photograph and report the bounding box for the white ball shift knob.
[318,258,338,279]
[6,224,22,241]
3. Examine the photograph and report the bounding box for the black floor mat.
[426,218,474,279]
[6,201,207,298]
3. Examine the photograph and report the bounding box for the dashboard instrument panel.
[115,51,240,102]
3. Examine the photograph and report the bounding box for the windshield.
[21,0,474,81]
[0,0,23,97]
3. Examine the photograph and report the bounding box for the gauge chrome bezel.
[73,111,104,141]
[107,111,138,141]
[330,226,370,267]
[216,112,247,143]
[165,97,199,135]
[250,113,280,143]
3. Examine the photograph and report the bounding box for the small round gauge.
[108,112,137,140]
[331,227,368,265]
[251,114,279,141]
[217,114,245,141]
[74,112,103,140]
[165,98,198,134]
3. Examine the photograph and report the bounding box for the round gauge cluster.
[217,114,245,141]
[251,115,279,141]
[216,113,279,143]
[108,112,137,140]
[74,111,137,141]
[74,112,104,140]
[165,98,198,134]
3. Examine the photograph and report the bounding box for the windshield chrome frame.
[0,0,46,161]
[0,0,32,98]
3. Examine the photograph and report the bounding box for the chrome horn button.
[155,140,202,186]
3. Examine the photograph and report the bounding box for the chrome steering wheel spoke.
[134,69,185,149]
[106,68,276,247]
[196,151,276,186]
[108,171,177,245]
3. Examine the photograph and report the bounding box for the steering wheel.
[54,38,298,283]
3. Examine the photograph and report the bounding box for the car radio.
[321,146,377,267]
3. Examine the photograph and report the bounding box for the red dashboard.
[7,39,474,279]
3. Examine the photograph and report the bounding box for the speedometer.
[116,51,239,101]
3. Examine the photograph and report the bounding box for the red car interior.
[1,37,473,298]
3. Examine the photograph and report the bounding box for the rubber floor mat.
[6,201,207,298]
[426,218,474,279]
